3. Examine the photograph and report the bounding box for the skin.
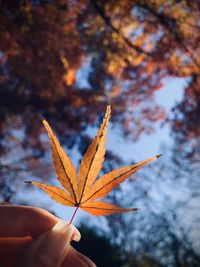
[0,205,96,267]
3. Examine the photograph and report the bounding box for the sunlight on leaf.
[26,104,160,222]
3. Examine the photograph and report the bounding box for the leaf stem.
[69,206,79,224]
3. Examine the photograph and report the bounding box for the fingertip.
[52,220,81,242]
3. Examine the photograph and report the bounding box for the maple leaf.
[25,104,161,223]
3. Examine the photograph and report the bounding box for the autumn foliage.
[0,0,200,156]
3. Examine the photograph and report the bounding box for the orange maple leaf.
[26,105,160,223]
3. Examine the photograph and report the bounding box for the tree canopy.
[0,0,199,158]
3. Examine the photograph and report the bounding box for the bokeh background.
[0,1,200,266]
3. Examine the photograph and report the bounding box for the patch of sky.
[75,57,92,89]
[155,76,189,111]
[106,76,187,163]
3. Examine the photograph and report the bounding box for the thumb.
[14,220,81,267]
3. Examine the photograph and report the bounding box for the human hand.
[0,205,96,267]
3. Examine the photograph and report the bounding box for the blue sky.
[107,77,186,162]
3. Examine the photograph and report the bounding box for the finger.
[62,247,96,267]
[0,205,58,237]
[0,226,82,267]
[14,220,81,267]
[0,237,32,267]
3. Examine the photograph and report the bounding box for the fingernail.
[37,220,75,267]
[53,220,69,232]
[53,220,81,242]
[53,220,81,241]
